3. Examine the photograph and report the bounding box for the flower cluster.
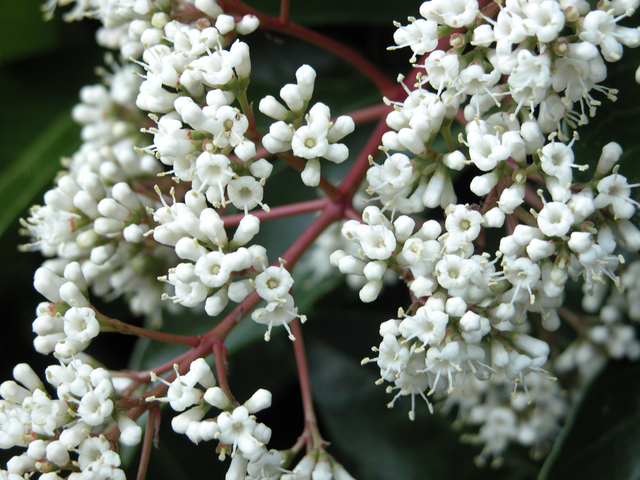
[330,0,640,463]
[0,359,139,479]
[6,0,640,476]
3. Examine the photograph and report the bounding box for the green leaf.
[0,112,80,237]
[0,1,59,65]
[539,360,640,480]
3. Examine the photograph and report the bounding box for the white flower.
[594,174,639,220]
[356,224,397,261]
[251,294,299,341]
[63,307,100,345]
[392,18,439,62]
[420,0,478,28]
[254,264,294,302]
[291,124,329,159]
[216,406,262,457]
[537,201,575,237]
[399,306,448,348]
[227,176,266,213]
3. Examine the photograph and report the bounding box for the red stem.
[221,198,328,227]
[348,102,392,125]
[213,341,237,406]
[97,313,199,347]
[136,405,160,480]
[279,0,290,25]
[290,319,326,450]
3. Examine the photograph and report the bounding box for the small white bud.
[359,280,383,303]
[97,198,130,222]
[195,0,223,17]
[233,214,260,245]
[94,217,125,235]
[236,14,260,35]
[422,172,445,208]
[393,215,415,242]
[203,386,231,409]
[280,84,304,112]
[259,96,289,120]
[111,182,142,211]
[123,224,145,243]
[171,407,205,434]
[363,260,387,281]
[295,65,316,101]
[46,441,70,467]
[484,206,505,228]
[215,14,236,35]
[90,243,117,265]
[301,158,321,186]
[118,417,143,446]
[470,172,498,196]
[249,158,274,180]
[13,364,42,391]
[34,268,64,303]
[244,388,272,413]
[596,142,623,174]
[398,128,426,156]
[228,279,254,302]
[205,290,228,316]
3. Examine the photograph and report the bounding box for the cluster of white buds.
[149,360,282,479]
[0,360,139,479]
[260,65,355,186]
[151,189,305,340]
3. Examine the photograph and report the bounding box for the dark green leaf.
[0,1,59,65]
[539,360,640,480]
[0,112,80,237]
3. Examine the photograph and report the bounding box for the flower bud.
[363,260,387,281]
[171,407,205,434]
[205,290,228,316]
[280,84,304,112]
[359,280,383,303]
[215,14,235,35]
[328,116,355,142]
[398,128,426,156]
[195,0,223,16]
[90,243,117,265]
[233,214,260,245]
[296,65,316,101]
[301,158,321,187]
[175,237,207,262]
[112,182,142,211]
[204,386,231,409]
[422,171,445,208]
[13,364,42,391]
[236,14,260,34]
[596,142,623,174]
[484,207,505,228]
[34,268,65,303]
[244,389,272,413]
[46,441,70,467]
[228,279,254,302]
[470,172,498,196]
[443,150,466,171]
[94,217,125,235]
